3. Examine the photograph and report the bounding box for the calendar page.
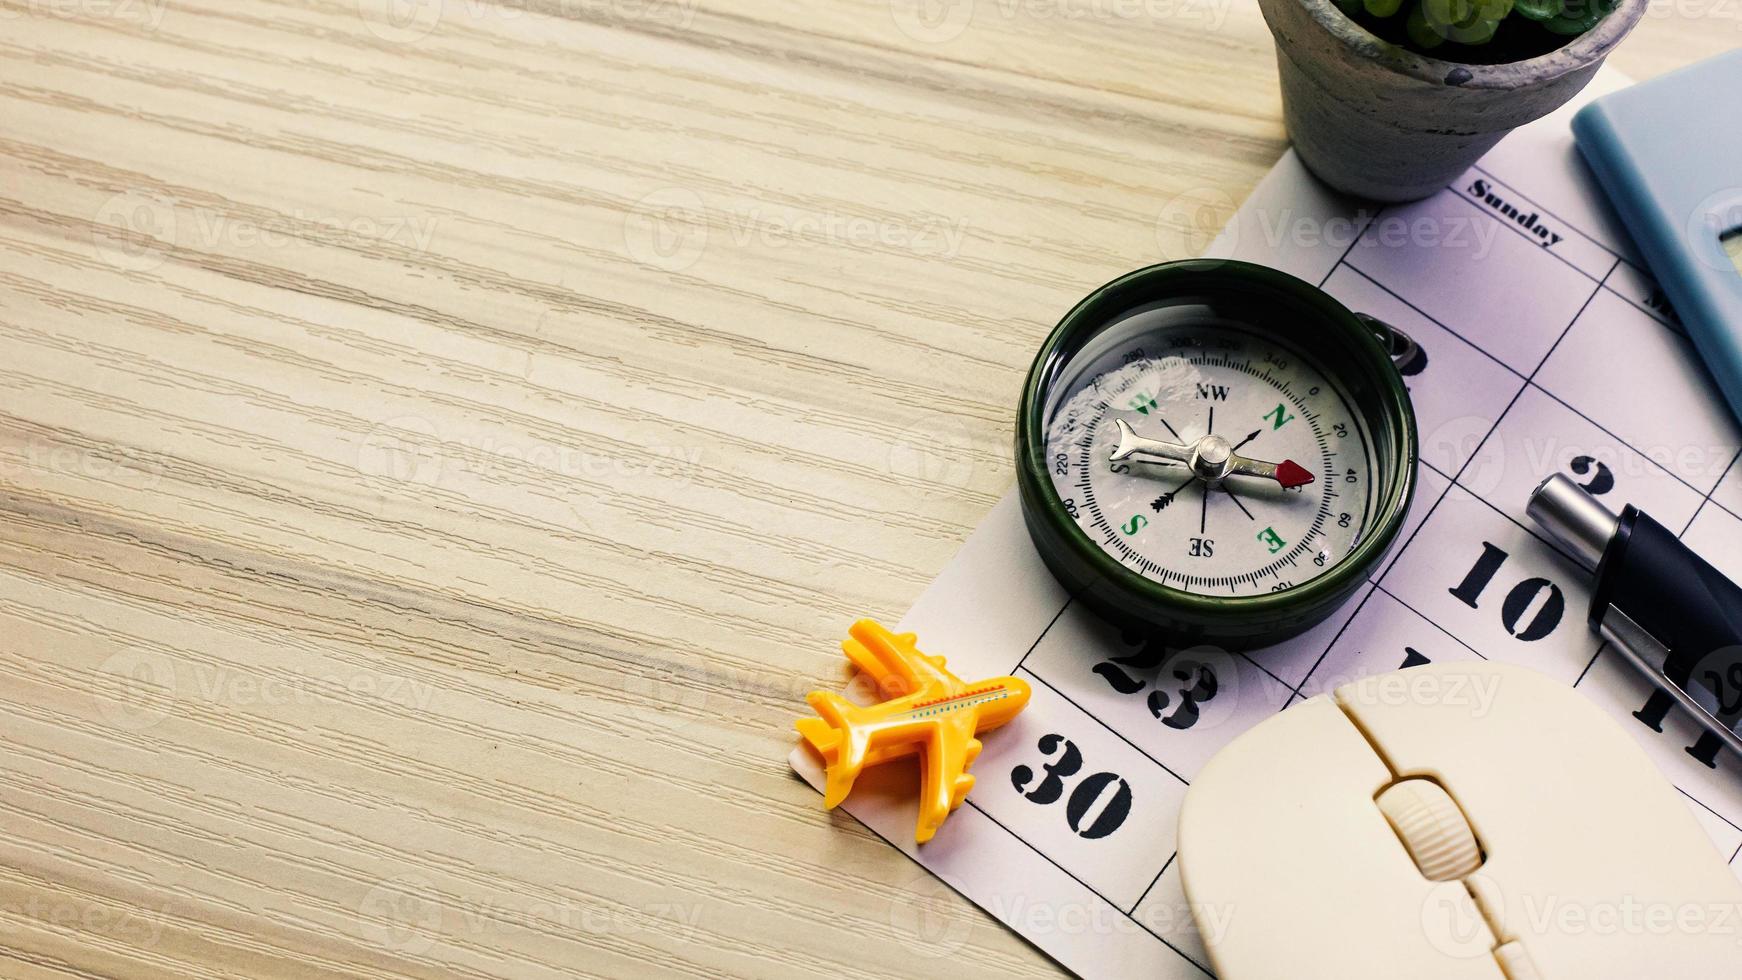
[790,69,1742,979]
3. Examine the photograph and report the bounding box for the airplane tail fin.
[795,691,872,809]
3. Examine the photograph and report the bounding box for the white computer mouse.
[1178,661,1742,979]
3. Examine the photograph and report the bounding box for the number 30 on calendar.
[1010,734,1133,840]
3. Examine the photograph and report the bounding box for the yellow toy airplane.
[796,619,1031,843]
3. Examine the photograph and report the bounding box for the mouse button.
[1179,697,1504,980]
[1375,778,1484,882]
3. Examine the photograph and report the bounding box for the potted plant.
[1258,0,1645,201]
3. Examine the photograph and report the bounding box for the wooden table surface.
[0,1,1729,976]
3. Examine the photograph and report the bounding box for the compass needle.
[1109,418,1192,466]
[1113,418,1316,490]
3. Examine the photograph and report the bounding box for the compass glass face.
[1042,299,1379,598]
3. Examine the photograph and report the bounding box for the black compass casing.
[1015,259,1419,650]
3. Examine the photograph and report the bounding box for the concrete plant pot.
[1257,0,1645,201]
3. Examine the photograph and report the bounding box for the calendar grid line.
[1678,449,1742,537]
[1676,786,1742,837]
[1523,382,1723,501]
[1531,258,1619,375]
[1441,188,1605,287]
[1017,664,1192,788]
[1318,207,1380,288]
[1237,648,1297,692]
[1012,596,1074,677]
[1337,262,1525,381]
[1286,577,1385,698]
[1600,273,1683,335]
[1130,851,1177,918]
[1370,582,1489,663]
[1572,642,1607,688]
[803,748,1211,980]
[1283,453,1456,695]
[1312,495,1742,839]
[1453,461,1600,566]
[960,797,1217,978]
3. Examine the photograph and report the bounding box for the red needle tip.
[1276,460,1314,489]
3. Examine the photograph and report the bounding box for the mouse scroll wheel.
[1375,778,1484,882]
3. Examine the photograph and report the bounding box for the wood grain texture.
[0,0,1727,975]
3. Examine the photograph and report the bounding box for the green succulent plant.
[1334,0,1615,51]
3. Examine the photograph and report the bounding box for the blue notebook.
[1573,51,1742,424]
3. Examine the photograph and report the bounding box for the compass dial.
[1016,260,1417,648]
[1043,318,1376,597]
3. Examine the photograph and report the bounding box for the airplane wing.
[843,619,958,701]
[914,712,982,844]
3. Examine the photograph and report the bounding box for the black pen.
[1528,474,1742,764]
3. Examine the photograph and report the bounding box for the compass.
[1016,260,1418,649]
